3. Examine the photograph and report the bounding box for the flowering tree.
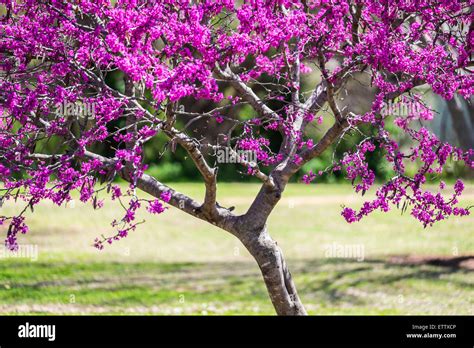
[1,0,473,315]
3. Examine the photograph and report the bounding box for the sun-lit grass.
[0,183,473,315]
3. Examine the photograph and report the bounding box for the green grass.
[0,183,473,315]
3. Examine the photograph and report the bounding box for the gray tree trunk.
[98,152,308,315]
[241,227,307,315]
[446,95,474,151]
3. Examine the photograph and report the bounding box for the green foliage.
[146,163,184,182]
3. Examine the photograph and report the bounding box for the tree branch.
[82,150,232,229]
[215,64,277,121]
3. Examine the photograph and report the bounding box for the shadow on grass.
[297,257,473,305]
[387,255,474,270]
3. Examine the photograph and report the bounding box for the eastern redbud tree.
[1,0,473,315]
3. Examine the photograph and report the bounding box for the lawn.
[0,183,473,315]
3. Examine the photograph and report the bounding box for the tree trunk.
[240,226,307,315]
[446,95,474,151]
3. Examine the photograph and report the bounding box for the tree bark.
[239,226,307,316]
[446,95,474,151]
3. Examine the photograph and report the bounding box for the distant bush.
[146,163,185,183]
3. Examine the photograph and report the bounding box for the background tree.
[1,0,473,315]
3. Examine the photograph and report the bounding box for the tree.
[1,0,473,315]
